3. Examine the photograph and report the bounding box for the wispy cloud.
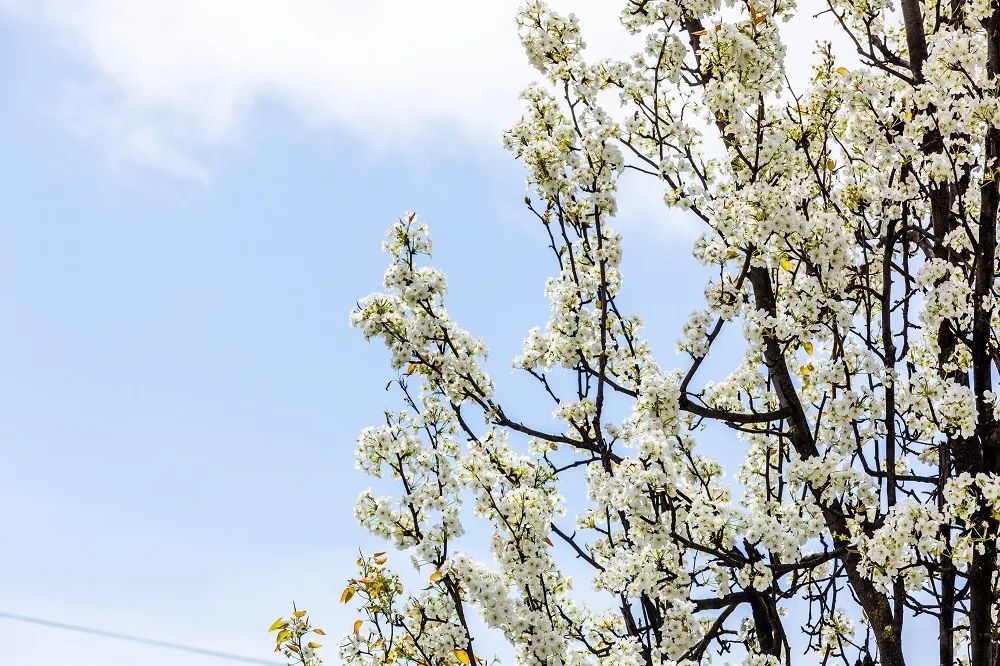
[1,1,636,178]
[1,0,844,183]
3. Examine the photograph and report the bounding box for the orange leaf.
[340,587,355,604]
[353,620,363,635]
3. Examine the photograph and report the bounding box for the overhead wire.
[0,610,284,665]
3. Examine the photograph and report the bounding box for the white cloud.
[1,0,847,179]
[1,1,636,177]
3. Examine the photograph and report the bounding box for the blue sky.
[0,3,715,664]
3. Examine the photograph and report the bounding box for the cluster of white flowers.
[353,402,464,561]
[895,372,978,439]
[350,215,493,406]
[854,501,946,590]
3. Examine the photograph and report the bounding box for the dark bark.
[899,0,929,78]
[967,12,1000,666]
[749,266,906,666]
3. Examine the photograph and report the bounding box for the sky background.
[0,2,711,664]
[0,2,881,665]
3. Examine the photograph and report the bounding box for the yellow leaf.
[904,111,912,121]
[373,551,386,558]
[430,570,443,582]
[835,66,848,75]
[800,363,814,376]
[455,649,472,664]
[276,629,292,643]
[826,158,836,170]
[307,642,323,649]
[314,628,327,636]
[293,610,307,619]
[803,341,814,355]
[780,256,792,272]
[341,587,355,603]
[725,249,740,259]
[353,620,363,635]
[268,618,287,632]
[405,363,417,376]
[375,555,388,565]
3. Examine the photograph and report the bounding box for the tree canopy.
[278,0,1000,664]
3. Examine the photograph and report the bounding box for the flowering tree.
[328,0,1000,664]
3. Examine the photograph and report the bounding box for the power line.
[0,611,285,665]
